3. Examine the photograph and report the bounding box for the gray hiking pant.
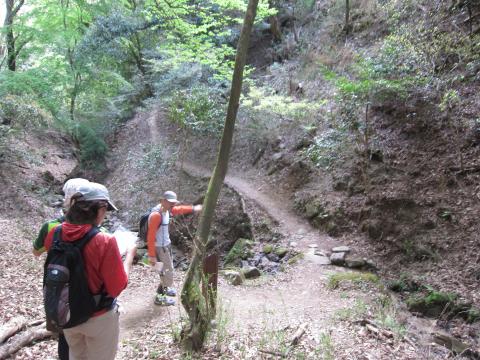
[155,245,174,288]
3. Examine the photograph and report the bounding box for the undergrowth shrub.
[70,122,108,168]
[303,126,349,169]
[136,144,176,177]
[0,95,52,129]
[240,85,324,140]
[167,86,225,137]
[0,95,52,156]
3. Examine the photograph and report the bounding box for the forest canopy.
[0,0,273,167]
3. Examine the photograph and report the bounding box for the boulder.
[242,266,261,279]
[274,247,288,258]
[330,252,346,265]
[332,246,350,253]
[223,270,244,286]
[345,258,366,269]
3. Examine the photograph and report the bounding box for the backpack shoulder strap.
[52,225,63,246]
[73,226,101,250]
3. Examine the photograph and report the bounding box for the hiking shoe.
[165,287,177,297]
[154,294,175,306]
[157,286,177,297]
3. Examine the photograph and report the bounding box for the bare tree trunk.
[4,0,25,71]
[180,0,260,351]
[344,0,351,36]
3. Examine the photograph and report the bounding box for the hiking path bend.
[114,110,392,358]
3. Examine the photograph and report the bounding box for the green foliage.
[401,238,439,261]
[373,295,407,337]
[406,287,457,317]
[421,287,457,305]
[167,86,225,136]
[328,271,378,289]
[0,70,64,117]
[136,144,176,176]
[0,95,51,129]
[316,332,335,360]
[70,123,108,168]
[224,238,254,265]
[242,86,324,124]
[287,252,304,265]
[210,298,232,349]
[303,127,348,169]
[1,0,274,168]
[387,274,419,293]
[262,244,273,254]
[439,89,460,112]
[334,299,368,321]
[0,125,17,156]
[467,308,480,323]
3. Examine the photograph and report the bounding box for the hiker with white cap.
[147,190,202,306]
[33,178,91,257]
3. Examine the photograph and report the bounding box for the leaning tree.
[180,0,260,351]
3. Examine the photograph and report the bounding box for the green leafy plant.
[224,238,254,265]
[317,331,335,360]
[136,144,176,176]
[167,86,225,136]
[334,299,368,320]
[328,271,378,289]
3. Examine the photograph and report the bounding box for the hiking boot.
[157,286,177,297]
[154,294,175,306]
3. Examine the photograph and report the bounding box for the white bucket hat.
[62,178,90,208]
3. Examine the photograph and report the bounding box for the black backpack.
[138,207,160,242]
[43,225,101,332]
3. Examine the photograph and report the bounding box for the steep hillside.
[0,0,479,358]
[178,0,480,329]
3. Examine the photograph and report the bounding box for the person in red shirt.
[43,182,136,360]
[147,191,202,305]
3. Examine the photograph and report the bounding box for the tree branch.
[12,0,25,18]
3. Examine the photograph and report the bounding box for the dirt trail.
[117,112,347,339]
[112,111,434,359]
[181,162,338,252]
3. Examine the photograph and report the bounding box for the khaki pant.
[155,245,174,288]
[63,307,119,360]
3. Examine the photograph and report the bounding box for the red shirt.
[45,223,128,298]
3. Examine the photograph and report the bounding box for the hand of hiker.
[149,256,156,265]
[193,204,202,212]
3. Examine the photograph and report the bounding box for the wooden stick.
[290,322,308,346]
[0,317,27,344]
[259,349,286,357]
[0,325,53,360]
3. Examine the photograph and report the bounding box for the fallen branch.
[0,325,53,360]
[449,165,480,174]
[27,320,44,328]
[354,318,394,339]
[403,336,416,349]
[290,322,308,346]
[258,349,286,357]
[0,317,27,344]
[365,323,394,339]
[259,323,308,358]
